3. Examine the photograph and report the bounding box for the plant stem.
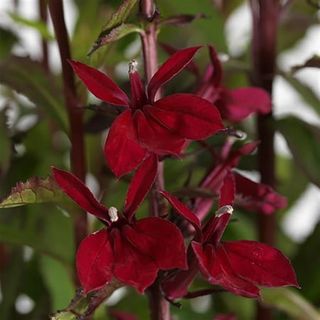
[250,1,280,319]
[48,0,87,253]
[38,0,49,72]
[140,1,169,319]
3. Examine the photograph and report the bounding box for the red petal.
[109,310,138,320]
[208,45,223,86]
[221,87,271,122]
[219,173,235,207]
[104,110,147,177]
[192,242,260,298]
[234,173,287,215]
[160,191,201,233]
[124,154,158,220]
[69,60,129,106]
[123,217,187,270]
[134,109,186,155]
[223,240,299,288]
[76,229,114,293]
[112,228,158,292]
[147,46,201,102]
[151,94,223,139]
[129,69,147,109]
[52,167,109,222]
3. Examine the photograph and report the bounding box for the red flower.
[70,47,223,177]
[160,191,299,299]
[52,156,187,294]
[196,46,271,122]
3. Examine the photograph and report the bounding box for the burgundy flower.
[196,46,271,122]
[160,191,299,299]
[52,155,187,294]
[70,47,223,177]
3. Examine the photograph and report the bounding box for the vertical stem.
[140,1,169,320]
[250,1,280,319]
[38,0,49,72]
[48,0,87,251]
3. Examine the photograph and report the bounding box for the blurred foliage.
[0,0,319,319]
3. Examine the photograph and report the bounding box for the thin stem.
[48,0,87,256]
[38,0,49,72]
[250,1,280,319]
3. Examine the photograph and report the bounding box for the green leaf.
[0,176,63,208]
[9,12,54,40]
[261,288,320,320]
[277,116,320,188]
[282,73,320,116]
[0,56,68,130]
[0,27,19,59]
[0,110,11,176]
[88,0,139,55]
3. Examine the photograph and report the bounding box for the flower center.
[108,207,119,222]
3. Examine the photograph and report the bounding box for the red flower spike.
[148,46,201,102]
[76,230,114,293]
[53,167,187,293]
[69,60,129,107]
[71,47,223,177]
[52,167,109,223]
[104,110,147,177]
[124,154,158,220]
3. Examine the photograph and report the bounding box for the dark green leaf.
[0,27,19,59]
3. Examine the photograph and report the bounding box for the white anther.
[108,207,119,222]
[129,60,138,73]
[216,205,233,217]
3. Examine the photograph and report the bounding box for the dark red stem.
[38,0,49,72]
[48,0,87,253]
[250,1,280,319]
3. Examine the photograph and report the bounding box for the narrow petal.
[52,167,109,222]
[192,242,260,298]
[221,87,271,122]
[223,240,299,288]
[219,173,235,207]
[123,217,187,270]
[151,94,223,139]
[134,109,186,155]
[76,229,114,293]
[148,46,201,102]
[104,110,147,177]
[234,173,287,214]
[69,60,129,106]
[160,191,201,233]
[124,154,158,220]
[208,45,223,86]
[129,68,147,109]
[111,228,158,292]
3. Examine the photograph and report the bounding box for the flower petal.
[112,228,158,292]
[69,60,129,106]
[220,87,271,122]
[124,154,158,220]
[219,173,235,207]
[52,167,109,222]
[134,109,186,155]
[148,46,201,102]
[192,242,260,298]
[223,240,299,288]
[76,229,114,293]
[123,217,187,270]
[129,69,147,109]
[160,190,201,233]
[208,45,223,86]
[151,94,223,139]
[234,173,287,215]
[104,110,147,177]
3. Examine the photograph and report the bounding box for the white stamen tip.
[216,205,233,217]
[108,207,119,222]
[129,60,138,73]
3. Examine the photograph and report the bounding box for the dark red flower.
[160,191,299,299]
[70,47,223,177]
[52,155,187,294]
[196,46,272,122]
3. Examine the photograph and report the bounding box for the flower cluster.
[53,46,298,301]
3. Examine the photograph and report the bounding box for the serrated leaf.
[88,0,140,55]
[282,73,320,116]
[0,176,63,208]
[0,56,67,130]
[277,116,320,188]
[261,287,320,320]
[9,12,54,40]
